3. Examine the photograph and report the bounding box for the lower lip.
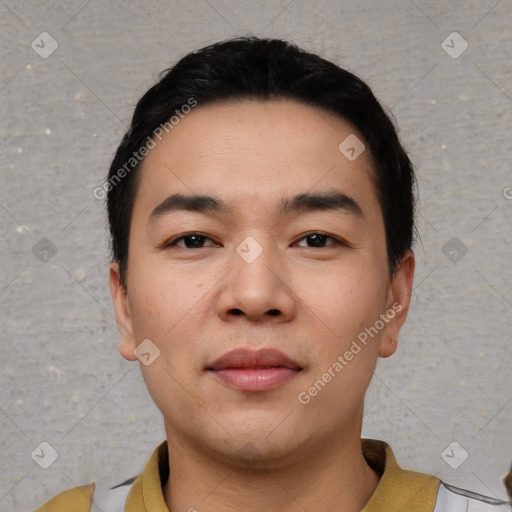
[210,367,300,391]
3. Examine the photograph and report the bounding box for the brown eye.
[295,232,342,248]
[165,233,217,249]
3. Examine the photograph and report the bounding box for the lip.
[206,348,303,392]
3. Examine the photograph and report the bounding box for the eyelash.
[163,232,348,249]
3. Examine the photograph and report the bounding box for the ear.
[109,262,137,361]
[379,250,415,358]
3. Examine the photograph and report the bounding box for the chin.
[200,418,311,470]
[212,437,304,471]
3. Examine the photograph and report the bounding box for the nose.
[216,240,296,323]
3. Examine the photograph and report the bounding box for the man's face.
[110,99,413,466]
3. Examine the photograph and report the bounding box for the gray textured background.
[1,1,511,511]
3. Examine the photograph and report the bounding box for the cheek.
[128,259,202,335]
[129,268,208,412]
[296,264,387,337]
[127,260,216,376]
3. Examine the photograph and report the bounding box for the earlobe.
[119,333,138,361]
[109,262,137,361]
[379,251,415,358]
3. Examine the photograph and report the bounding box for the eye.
[163,232,346,250]
[164,233,218,249]
[295,232,345,248]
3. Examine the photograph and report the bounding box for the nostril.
[267,309,280,316]
[230,309,244,316]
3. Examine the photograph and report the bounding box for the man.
[35,37,511,511]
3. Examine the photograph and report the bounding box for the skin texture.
[110,99,415,512]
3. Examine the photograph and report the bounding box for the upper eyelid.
[165,231,346,247]
[163,232,218,247]
[294,232,343,245]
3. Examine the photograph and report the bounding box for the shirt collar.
[360,439,440,511]
[125,439,439,512]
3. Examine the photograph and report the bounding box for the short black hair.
[106,36,416,289]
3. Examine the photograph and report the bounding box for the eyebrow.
[149,190,364,221]
[278,190,363,219]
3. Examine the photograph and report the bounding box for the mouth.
[206,348,303,392]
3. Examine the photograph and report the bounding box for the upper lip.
[206,348,302,371]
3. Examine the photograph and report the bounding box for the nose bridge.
[217,235,295,321]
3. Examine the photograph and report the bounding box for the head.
[107,37,416,466]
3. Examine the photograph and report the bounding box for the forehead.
[133,99,380,222]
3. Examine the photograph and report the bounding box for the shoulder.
[32,477,137,512]
[33,483,95,512]
[33,441,167,512]
[94,476,137,512]
[434,481,511,512]
[361,439,510,512]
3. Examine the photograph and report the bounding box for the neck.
[162,426,380,512]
